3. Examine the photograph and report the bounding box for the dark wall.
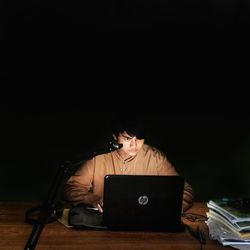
[1,112,250,202]
[2,0,247,85]
[2,0,247,34]
[1,0,249,202]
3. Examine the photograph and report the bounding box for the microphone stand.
[24,160,72,250]
[24,141,122,250]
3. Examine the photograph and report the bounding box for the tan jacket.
[64,144,194,211]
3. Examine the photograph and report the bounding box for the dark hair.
[112,117,146,139]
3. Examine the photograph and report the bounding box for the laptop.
[68,175,185,232]
[102,175,185,232]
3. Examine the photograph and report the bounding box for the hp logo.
[138,195,149,205]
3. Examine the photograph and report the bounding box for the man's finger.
[96,203,103,213]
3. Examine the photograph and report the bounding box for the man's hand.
[85,193,103,213]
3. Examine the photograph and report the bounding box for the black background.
[1,109,250,202]
[1,0,248,84]
[1,0,249,202]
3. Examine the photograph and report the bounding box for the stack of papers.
[206,198,250,250]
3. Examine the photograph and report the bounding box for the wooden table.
[0,202,233,250]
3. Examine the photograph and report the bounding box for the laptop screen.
[103,175,185,231]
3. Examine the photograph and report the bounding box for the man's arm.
[182,181,194,211]
[63,159,102,206]
[158,155,194,212]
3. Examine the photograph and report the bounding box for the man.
[64,118,194,212]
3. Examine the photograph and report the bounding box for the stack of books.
[206,198,250,250]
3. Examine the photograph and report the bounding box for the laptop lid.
[102,175,185,231]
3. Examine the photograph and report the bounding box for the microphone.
[88,141,123,159]
[110,141,123,150]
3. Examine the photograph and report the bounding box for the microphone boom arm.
[24,141,122,250]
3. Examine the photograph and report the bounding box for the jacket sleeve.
[182,181,194,212]
[158,155,194,212]
[63,158,95,205]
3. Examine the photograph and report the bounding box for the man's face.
[117,131,144,157]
